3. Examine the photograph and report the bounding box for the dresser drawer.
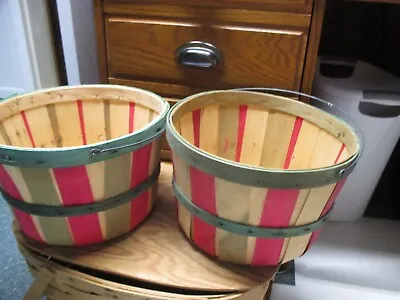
[106,18,308,91]
[104,0,313,14]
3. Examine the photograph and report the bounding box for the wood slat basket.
[18,235,274,300]
[15,163,278,300]
[0,85,169,246]
[166,89,362,266]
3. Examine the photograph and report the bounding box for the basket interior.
[0,87,164,148]
[172,92,359,170]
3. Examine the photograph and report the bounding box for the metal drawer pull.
[176,41,222,69]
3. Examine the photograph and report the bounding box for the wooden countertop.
[15,163,278,293]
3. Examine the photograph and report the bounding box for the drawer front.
[106,18,308,91]
[104,0,313,14]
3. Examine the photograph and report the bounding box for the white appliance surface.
[313,60,400,221]
[272,218,400,300]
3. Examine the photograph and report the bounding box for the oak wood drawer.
[95,0,327,161]
[106,18,308,91]
[104,0,313,14]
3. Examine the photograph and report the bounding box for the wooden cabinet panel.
[108,78,212,98]
[106,18,308,91]
[94,0,327,161]
[104,0,313,14]
[103,3,311,27]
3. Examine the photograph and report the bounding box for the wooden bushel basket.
[18,241,273,300]
[0,85,169,246]
[16,163,278,300]
[166,89,362,266]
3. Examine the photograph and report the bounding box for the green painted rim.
[173,180,332,238]
[1,164,160,217]
[166,90,362,189]
[0,85,170,168]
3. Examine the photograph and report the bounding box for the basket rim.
[166,89,362,189]
[0,84,169,168]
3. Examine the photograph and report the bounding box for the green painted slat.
[104,153,132,239]
[19,168,73,245]
[173,180,333,238]
[1,165,160,217]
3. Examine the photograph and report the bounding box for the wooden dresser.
[93,0,326,159]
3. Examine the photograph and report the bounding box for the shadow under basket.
[0,85,169,246]
[166,89,362,266]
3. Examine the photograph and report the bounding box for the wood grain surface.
[300,0,326,95]
[93,0,108,83]
[106,17,308,91]
[94,0,325,163]
[104,0,313,14]
[95,0,324,105]
[0,86,165,121]
[15,163,278,292]
[109,78,208,99]
[103,2,311,27]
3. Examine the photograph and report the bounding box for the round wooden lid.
[15,163,278,293]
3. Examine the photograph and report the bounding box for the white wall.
[0,0,59,98]
[0,0,99,98]
[0,0,33,97]
[56,0,99,85]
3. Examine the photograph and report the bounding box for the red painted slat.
[130,143,152,229]
[192,109,201,148]
[190,167,217,256]
[77,100,87,145]
[53,166,103,245]
[252,189,299,265]
[284,117,303,169]
[306,144,348,250]
[235,105,248,162]
[0,165,43,242]
[306,179,347,251]
[129,102,135,133]
[21,111,36,147]
[334,144,346,164]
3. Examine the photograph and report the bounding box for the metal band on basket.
[0,116,166,168]
[173,179,332,238]
[1,164,160,217]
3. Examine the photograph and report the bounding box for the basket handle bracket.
[90,129,165,159]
